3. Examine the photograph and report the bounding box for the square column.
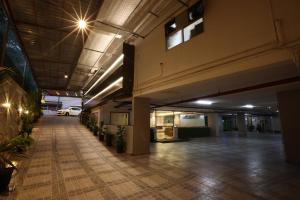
[237,113,247,136]
[207,113,222,136]
[278,89,300,164]
[131,97,150,155]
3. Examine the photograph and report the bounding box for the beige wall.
[134,0,300,97]
[92,102,133,126]
[0,77,26,138]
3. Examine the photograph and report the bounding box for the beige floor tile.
[140,174,168,187]
[98,171,126,183]
[109,181,142,198]
[23,174,52,186]
[62,168,87,179]
[19,185,52,200]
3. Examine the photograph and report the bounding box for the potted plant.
[88,115,96,133]
[98,122,105,141]
[20,114,33,136]
[93,125,99,136]
[105,132,113,147]
[0,134,34,192]
[116,126,126,153]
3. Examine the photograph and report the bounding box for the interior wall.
[133,0,300,97]
[94,102,132,125]
[179,114,205,127]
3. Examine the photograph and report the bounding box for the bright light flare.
[242,104,255,109]
[78,19,87,29]
[196,100,213,105]
[18,107,23,113]
[2,102,11,108]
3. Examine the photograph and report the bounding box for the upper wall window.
[165,0,204,50]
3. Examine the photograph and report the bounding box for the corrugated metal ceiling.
[69,0,191,92]
[6,0,103,90]
[7,0,191,93]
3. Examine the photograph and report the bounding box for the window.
[166,30,183,50]
[188,0,204,22]
[183,18,203,42]
[164,0,204,49]
[110,112,129,125]
[165,18,177,36]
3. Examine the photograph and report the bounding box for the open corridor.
[3,116,300,200]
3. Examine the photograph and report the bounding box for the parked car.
[57,107,82,116]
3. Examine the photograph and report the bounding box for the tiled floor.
[2,116,300,200]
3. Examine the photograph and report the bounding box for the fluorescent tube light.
[242,104,255,109]
[196,100,213,105]
[85,54,124,95]
[84,77,123,105]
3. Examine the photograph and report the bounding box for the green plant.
[98,121,104,141]
[20,114,33,135]
[93,125,99,136]
[105,132,113,147]
[80,110,90,126]
[116,126,126,153]
[0,134,34,192]
[88,115,97,133]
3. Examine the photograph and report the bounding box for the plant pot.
[0,167,14,192]
[93,130,98,136]
[105,134,113,146]
[99,134,104,141]
[116,144,124,153]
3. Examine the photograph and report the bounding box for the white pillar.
[237,113,247,136]
[207,113,222,136]
[131,97,150,155]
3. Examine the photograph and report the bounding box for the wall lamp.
[1,102,11,108]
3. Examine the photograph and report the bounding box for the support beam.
[278,89,300,164]
[131,97,150,155]
[207,113,222,136]
[237,113,247,136]
[96,20,145,39]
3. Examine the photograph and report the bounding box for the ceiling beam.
[96,20,145,39]
[155,76,300,108]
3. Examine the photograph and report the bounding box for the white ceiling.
[142,61,300,113]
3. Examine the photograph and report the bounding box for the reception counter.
[176,127,210,139]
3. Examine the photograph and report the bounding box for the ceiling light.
[78,19,87,29]
[2,102,11,108]
[85,54,124,95]
[242,104,255,109]
[64,74,68,79]
[24,110,29,114]
[115,34,122,39]
[196,100,213,105]
[85,77,123,105]
[170,23,176,29]
[18,107,23,113]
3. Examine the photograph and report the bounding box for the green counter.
[177,127,210,139]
